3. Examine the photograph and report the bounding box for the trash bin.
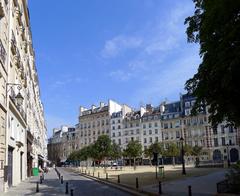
[159,166,164,178]
[32,167,39,176]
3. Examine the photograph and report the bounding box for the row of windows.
[111,119,121,124]
[142,122,159,129]
[144,137,159,143]
[143,129,159,135]
[80,130,109,136]
[79,119,109,129]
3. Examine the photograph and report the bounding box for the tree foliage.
[124,140,142,169]
[185,0,240,127]
[110,142,122,160]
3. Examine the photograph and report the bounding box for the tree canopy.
[185,0,240,127]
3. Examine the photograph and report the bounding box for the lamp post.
[180,137,186,175]
[6,83,23,105]
[226,144,231,167]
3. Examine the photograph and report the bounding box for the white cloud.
[101,35,142,58]
[109,70,132,82]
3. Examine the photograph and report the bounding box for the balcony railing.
[0,40,6,65]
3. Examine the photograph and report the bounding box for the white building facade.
[0,0,47,191]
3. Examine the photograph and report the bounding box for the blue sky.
[28,0,200,137]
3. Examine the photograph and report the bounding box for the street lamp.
[15,91,24,106]
[180,137,186,175]
[6,83,24,106]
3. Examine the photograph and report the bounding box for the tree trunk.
[134,157,136,170]
[104,158,107,173]
[172,156,175,167]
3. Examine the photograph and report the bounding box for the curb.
[72,170,160,196]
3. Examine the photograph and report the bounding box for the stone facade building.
[47,126,76,165]
[0,0,47,192]
[48,96,240,166]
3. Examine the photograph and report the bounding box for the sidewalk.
[3,169,65,196]
[143,169,228,196]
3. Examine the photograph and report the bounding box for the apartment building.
[141,105,162,151]
[76,100,122,148]
[0,0,47,191]
[47,126,75,165]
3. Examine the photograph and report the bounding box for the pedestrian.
[39,165,44,178]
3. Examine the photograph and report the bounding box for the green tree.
[124,140,142,170]
[184,0,240,127]
[192,146,202,167]
[94,135,112,171]
[184,144,193,156]
[165,143,179,166]
[110,142,122,161]
[145,142,165,166]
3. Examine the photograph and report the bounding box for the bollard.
[159,181,162,194]
[65,182,69,194]
[40,176,42,184]
[42,174,44,180]
[118,175,120,183]
[36,182,39,192]
[88,171,90,175]
[106,173,108,180]
[188,185,192,196]
[61,176,63,184]
[70,189,73,196]
[98,172,100,178]
[85,170,86,174]
[93,172,94,177]
[136,177,139,189]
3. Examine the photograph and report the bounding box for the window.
[155,137,158,142]
[185,101,190,107]
[229,126,234,133]
[118,125,121,129]
[143,124,146,129]
[118,139,121,145]
[112,126,115,130]
[125,131,128,136]
[131,137,134,141]
[164,123,168,129]
[118,132,121,136]
[131,130,134,135]
[214,138,218,147]
[136,129,140,134]
[130,123,133,128]
[112,133,115,137]
[213,127,218,135]
[143,130,146,135]
[170,122,173,128]
[125,138,129,143]
[112,139,115,143]
[118,119,121,123]
[112,120,115,124]
[176,131,180,139]
[149,123,152,128]
[149,130,152,135]
[136,123,139,127]
[154,122,158,127]
[221,125,225,134]
[155,129,158,134]
[185,109,191,116]
[222,137,225,146]
[149,137,153,143]
[144,138,147,143]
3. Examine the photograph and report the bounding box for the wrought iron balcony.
[0,40,6,65]
[0,2,4,18]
